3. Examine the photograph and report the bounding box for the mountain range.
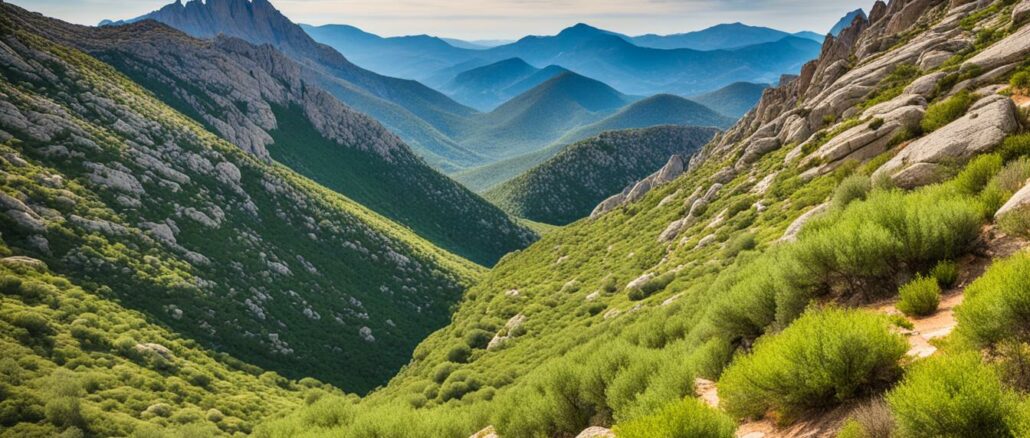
[689,81,771,118]
[439,58,570,111]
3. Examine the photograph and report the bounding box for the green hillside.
[487,126,718,225]
[31,16,535,267]
[555,94,734,145]
[0,4,482,396]
[255,1,1030,436]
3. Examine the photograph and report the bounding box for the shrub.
[721,233,756,259]
[832,175,872,210]
[1011,71,1030,92]
[896,275,941,317]
[628,272,675,301]
[921,91,974,133]
[0,275,22,295]
[1001,133,1030,160]
[957,253,1030,347]
[848,398,894,438]
[614,398,736,438]
[931,260,959,288]
[837,419,865,438]
[954,153,1003,195]
[446,345,471,363]
[994,158,1030,193]
[432,363,456,384]
[719,308,906,420]
[464,329,492,350]
[887,353,1018,438]
[999,207,1030,238]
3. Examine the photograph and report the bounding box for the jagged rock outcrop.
[590,154,688,218]
[874,95,1019,188]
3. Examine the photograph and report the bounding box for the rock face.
[996,180,1030,219]
[781,203,830,242]
[590,154,691,218]
[875,95,1018,188]
[29,12,535,266]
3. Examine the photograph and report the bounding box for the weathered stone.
[875,95,1018,188]
[996,179,1030,218]
[904,72,947,98]
[1014,0,1030,27]
[781,203,830,242]
[575,427,615,438]
[964,23,1030,71]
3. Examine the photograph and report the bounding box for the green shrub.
[432,363,456,384]
[896,275,941,317]
[464,329,492,350]
[931,260,959,288]
[1001,133,1030,160]
[999,207,1030,238]
[921,91,974,133]
[721,233,756,259]
[837,419,866,438]
[1011,71,1030,91]
[628,272,676,301]
[0,275,22,295]
[957,253,1030,347]
[994,158,1030,193]
[832,175,872,210]
[719,308,906,420]
[887,353,1018,438]
[614,398,735,438]
[446,345,471,363]
[9,311,51,337]
[954,153,1003,195]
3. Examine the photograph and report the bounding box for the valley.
[2,0,1030,437]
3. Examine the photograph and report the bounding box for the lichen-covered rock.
[875,95,1018,188]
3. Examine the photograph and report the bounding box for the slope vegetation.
[33,16,534,266]
[486,126,718,225]
[0,4,482,395]
[256,1,1030,436]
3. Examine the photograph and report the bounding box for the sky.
[19,0,871,40]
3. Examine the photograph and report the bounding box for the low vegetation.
[896,275,941,317]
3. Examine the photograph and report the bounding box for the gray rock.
[903,72,946,98]
[875,95,1018,188]
[1014,0,1030,27]
[5,209,44,232]
[996,179,1030,218]
[964,23,1030,71]
[781,203,830,242]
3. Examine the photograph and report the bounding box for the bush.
[832,175,872,210]
[999,207,1030,238]
[896,275,941,317]
[614,398,735,438]
[1001,133,1030,160]
[887,353,1018,438]
[957,253,1030,347]
[931,260,959,288]
[837,419,865,438]
[446,345,471,363]
[432,363,456,384]
[628,272,675,301]
[719,308,906,420]
[1011,71,1030,92]
[464,329,492,350]
[954,153,1003,195]
[921,91,974,133]
[721,233,756,259]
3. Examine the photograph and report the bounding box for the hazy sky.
[19,0,871,40]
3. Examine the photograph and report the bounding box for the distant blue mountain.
[630,22,815,50]
[689,82,771,118]
[442,58,570,111]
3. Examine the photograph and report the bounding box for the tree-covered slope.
[486,126,718,225]
[25,15,535,266]
[257,1,1030,436]
[555,94,734,145]
[0,4,483,394]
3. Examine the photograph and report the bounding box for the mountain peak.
[829,8,867,36]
